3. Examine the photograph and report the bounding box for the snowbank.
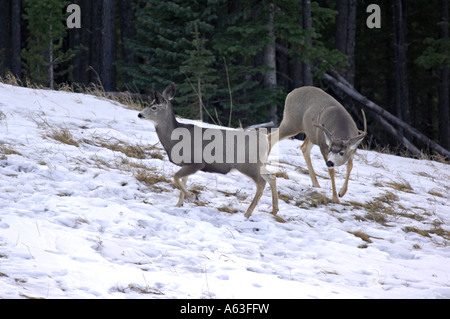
[0,83,449,298]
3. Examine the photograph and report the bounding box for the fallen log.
[323,72,450,159]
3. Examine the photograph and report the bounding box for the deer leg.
[328,167,340,203]
[261,166,279,216]
[174,165,203,207]
[301,137,320,188]
[268,130,279,154]
[244,181,265,218]
[176,176,188,207]
[339,157,353,198]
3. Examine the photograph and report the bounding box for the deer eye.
[339,151,344,156]
[150,105,157,111]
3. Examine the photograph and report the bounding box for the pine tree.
[123,0,222,118]
[212,1,274,126]
[125,1,207,90]
[22,0,72,88]
[179,21,218,121]
[123,0,346,126]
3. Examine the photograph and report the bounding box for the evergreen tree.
[22,0,72,88]
[213,0,346,126]
[123,1,216,89]
[179,21,218,121]
[123,0,222,118]
[212,1,275,126]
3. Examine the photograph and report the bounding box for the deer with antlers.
[269,86,367,203]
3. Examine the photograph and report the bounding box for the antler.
[355,109,367,138]
[347,109,367,145]
[360,109,367,135]
[313,107,335,143]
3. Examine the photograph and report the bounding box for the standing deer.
[138,83,278,218]
[269,86,367,203]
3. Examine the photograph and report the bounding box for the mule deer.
[138,83,278,218]
[269,86,366,203]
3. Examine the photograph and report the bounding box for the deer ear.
[163,83,176,100]
[314,123,334,147]
[348,134,366,151]
[154,91,168,107]
[148,90,156,103]
[323,132,333,147]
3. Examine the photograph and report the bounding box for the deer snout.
[138,113,143,118]
[326,160,334,168]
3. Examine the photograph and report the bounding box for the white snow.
[0,83,449,299]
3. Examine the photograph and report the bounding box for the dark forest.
[0,0,449,158]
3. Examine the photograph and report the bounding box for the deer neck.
[154,109,180,152]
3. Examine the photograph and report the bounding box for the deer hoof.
[331,197,340,204]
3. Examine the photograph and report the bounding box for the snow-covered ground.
[0,83,449,299]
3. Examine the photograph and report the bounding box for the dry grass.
[371,143,449,164]
[1,71,147,112]
[218,206,239,214]
[404,226,450,241]
[84,136,163,160]
[344,188,429,226]
[134,169,171,186]
[274,171,289,179]
[32,113,80,147]
[279,193,294,204]
[386,180,414,193]
[349,231,373,243]
[217,189,247,201]
[294,190,332,209]
[404,226,431,238]
[112,283,164,295]
[0,71,22,87]
[375,190,399,203]
[345,191,397,226]
[0,144,22,156]
[48,127,80,147]
[348,231,385,248]
[427,189,444,197]
[85,83,147,111]
[190,184,205,196]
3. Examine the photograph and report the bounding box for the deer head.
[314,109,367,168]
[138,83,176,126]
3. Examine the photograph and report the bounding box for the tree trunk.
[335,0,348,55]
[90,1,102,85]
[438,0,449,149]
[302,0,313,86]
[0,0,11,74]
[49,30,54,89]
[393,0,411,129]
[263,3,278,125]
[197,77,203,122]
[11,0,21,77]
[101,0,116,91]
[335,0,356,85]
[119,0,136,87]
[346,0,356,85]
